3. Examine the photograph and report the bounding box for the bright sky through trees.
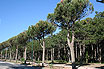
[0,0,104,43]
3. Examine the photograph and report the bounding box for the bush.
[54,60,67,63]
[20,58,25,63]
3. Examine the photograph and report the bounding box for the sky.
[0,0,104,43]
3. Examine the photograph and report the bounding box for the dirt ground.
[78,63,104,69]
[43,63,104,69]
[3,60,104,69]
[44,66,72,69]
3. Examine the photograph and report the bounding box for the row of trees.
[0,20,56,65]
[0,11,104,62]
[0,0,104,68]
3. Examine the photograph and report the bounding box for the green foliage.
[74,11,104,46]
[16,31,29,45]
[0,0,104,65]
[20,58,25,63]
[28,20,56,40]
[45,29,67,49]
[27,40,42,51]
[49,63,53,69]
[54,0,94,29]
[35,61,42,63]
[54,60,67,63]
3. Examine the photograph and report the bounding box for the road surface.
[0,61,101,69]
[0,61,43,69]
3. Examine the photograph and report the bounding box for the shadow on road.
[95,66,104,69]
[0,61,44,69]
[9,66,43,69]
[66,63,90,66]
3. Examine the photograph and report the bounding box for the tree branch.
[67,31,71,46]
[71,31,75,45]
[39,39,43,48]
[40,42,43,48]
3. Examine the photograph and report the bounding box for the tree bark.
[64,46,66,60]
[53,48,54,61]
[15,45,18,62]
[99,45,101,63]
[51,48,54,63]
[9,48,12,61]
[38,51,40,61]
[46,49,48,60]
[42,39,45,66]
[95,47,97,61]
[92,44,94,63]
[97,45,98,61]
[33,50,35,61]
[83,44,85,61]
[1,51,2,60]
[80,45,82,57]
[80,44,85,64]
[68,49,71,62]
[5,49,7,60]
[67,31,75,63]
[58,47,60,60]
[51,49,52,61]
[86,47,88,63]
[67,31,76,69]
[24,46,27,64]
[75,43,77,59]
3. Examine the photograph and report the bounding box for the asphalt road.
[0,61,43,69]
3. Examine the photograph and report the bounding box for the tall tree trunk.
[83,44,85,62]
[67,32,75,62]
[68,49,71,62]
[97,45,99,61]
[92,44,94,63]
[64,46,66,60]
[24,46,27,64]
[33,50,35,61]
[80,45,82,57]
[53,48,54,61]
[99,45,101,64]
[95,47,97,61]
[58,47,60,60]
[15,45,18,62]
[80,44,85,64]
[5,49,7,60]
[1,51,2,60]
[38,51,40,61]
[46,49,48,60]
[75,43,77,59]
[86,47,89,63]
[79,44,82,64]
[9,48,12,61]
[42,39,45,66]
[67,31,75,69]
[51,48,54,63]
[18,54,21,61]
[51,49,52,62]
[78,41,80,61]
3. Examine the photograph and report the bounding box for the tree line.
[0,0,104,69]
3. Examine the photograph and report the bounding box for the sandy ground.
[1,60,104,69]
[43,63,104,69]
[78,63,104,69]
